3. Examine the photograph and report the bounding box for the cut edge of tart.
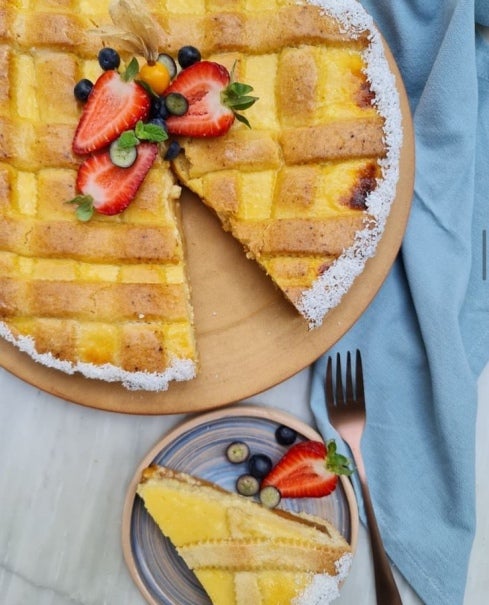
[136,464,353,605]
[170,0,403,329]
[0,0,404,391]
[0,152,198,392]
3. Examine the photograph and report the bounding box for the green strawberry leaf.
[222,84,258,108]
[227,82,255,97]
[227,95,259,111]
[234,112,252,129]
[325,440,354,476]
[221,79,258,129]
[66,195,94,222]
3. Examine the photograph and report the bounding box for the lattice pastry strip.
[179,537,346,574]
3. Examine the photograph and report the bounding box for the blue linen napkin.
[310,2,489,604]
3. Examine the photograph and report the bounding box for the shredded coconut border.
[297,0,403,328]
[293,552,354,604]
[0,321,197,392]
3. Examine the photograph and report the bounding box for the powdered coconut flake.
[298,0,403,328]
[293,552,353,604]
[0,320,197,391]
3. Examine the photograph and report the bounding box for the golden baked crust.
[137,465,352,604]
[168,0,401,326]
[0,0,402,389]
[0,0,197,390]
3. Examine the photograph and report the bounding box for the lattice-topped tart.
[0,0,402,391]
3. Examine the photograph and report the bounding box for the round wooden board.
[0,44,415,415]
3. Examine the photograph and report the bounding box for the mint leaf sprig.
[117,120,168,149]
[121,57,140,82]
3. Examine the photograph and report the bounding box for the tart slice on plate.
[123,407,358,604]
[137,465,352,605]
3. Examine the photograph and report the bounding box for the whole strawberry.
[261,440,353,499]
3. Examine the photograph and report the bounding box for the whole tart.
[0,0,403,391]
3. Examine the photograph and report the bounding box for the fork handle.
[357,474,403,605]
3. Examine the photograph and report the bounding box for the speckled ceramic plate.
[122,405,359,605]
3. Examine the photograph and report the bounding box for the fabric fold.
[310,2,489,604]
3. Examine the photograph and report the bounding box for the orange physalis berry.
[139,62,171,95]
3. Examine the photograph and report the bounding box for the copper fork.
[325,350,402,605]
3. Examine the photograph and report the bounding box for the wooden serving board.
[0,43,415,414]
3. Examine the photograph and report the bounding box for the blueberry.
[98,47,120,71]
[149,117,168,133]
[73,78,93,102]
[150,96,170,120]
[164,140,182,161]
[248,453,273,479]
[275,425,297,446]
[177,45,201,69]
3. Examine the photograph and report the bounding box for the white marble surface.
[0,360,488,605]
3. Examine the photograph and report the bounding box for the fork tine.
[355,349,365,403]
[325,356,334,405]
[334,352,344,405]
[345,351,354,403]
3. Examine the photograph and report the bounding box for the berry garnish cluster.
[68,45,257,221]
[225,425,353,508]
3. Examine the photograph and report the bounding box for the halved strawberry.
[165,61,257,137]
[261,440,353,499]
[73,61,151,155]
[68,142,158,220]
